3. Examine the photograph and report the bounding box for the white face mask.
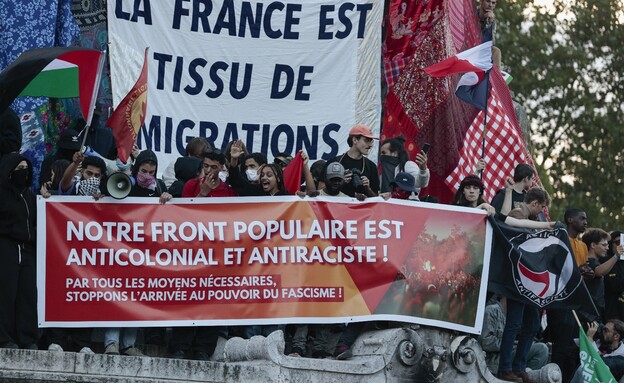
[246,168,259,182]
[218,171,229,183]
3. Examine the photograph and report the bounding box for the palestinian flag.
[0,47,105,125]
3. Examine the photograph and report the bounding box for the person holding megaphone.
[104,149,171,356]
[123,149,171,203]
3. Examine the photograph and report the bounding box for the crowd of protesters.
[3,101,624,382]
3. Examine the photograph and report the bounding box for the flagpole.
[79,50,106,152]
[479,71,491,180]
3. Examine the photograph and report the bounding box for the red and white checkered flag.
[445,91,531,202]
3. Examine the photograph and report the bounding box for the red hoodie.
[182,178,238,198]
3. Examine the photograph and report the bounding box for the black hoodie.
[130,149,166,197]
[0,108,22,162]
[168,157,202,198]
[0,153,36,243]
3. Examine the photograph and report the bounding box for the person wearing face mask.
[0,153,38,350]
[58,151,108,197]
[103,149,171,357]
[227,139,268,196]
[379,136,429,199]
[129,149,172,204]
[379,172,420,201]
[103,145,140,176]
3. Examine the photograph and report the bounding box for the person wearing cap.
[330,124,380,198]
[380,172,419,200]
[273,152,293,170]
[453,175,486,206]
[319,162,349,197]
[39,128,82,190]
[289,161,350,358]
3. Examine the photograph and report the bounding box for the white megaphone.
[106,172,133,199]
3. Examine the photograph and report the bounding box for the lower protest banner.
[37,196,492,334]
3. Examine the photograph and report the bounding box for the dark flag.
[488,217,597,316]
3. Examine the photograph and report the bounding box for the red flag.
[444,91,525,201]
[107,48,148,163]
[283,152,303,195]
[445,69,538,201]
[382,0,483,203]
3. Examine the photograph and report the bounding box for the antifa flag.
[488,217,597,315]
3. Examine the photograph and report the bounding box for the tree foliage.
[497,0,624,229]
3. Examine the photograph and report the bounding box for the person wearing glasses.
[570,320,624,382]
[273,152,293,169]
[329,124,379,198]
[582,228,619,321]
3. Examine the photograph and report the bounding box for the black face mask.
[10,168,29,188]
[380,155,401,193]
[380,155,401,166]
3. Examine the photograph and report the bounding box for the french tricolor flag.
[424,41,493,110]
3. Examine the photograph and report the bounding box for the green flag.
[578,328,617,382]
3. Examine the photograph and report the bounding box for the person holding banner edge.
[494,188,553,383]
[128,149,172,204]
[104,150,171,356]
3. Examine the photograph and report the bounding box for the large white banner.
[108,0,382,170]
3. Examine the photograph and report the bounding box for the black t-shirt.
[330,153,379,197]
[490,188,525,212]
[587,257,606,315]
